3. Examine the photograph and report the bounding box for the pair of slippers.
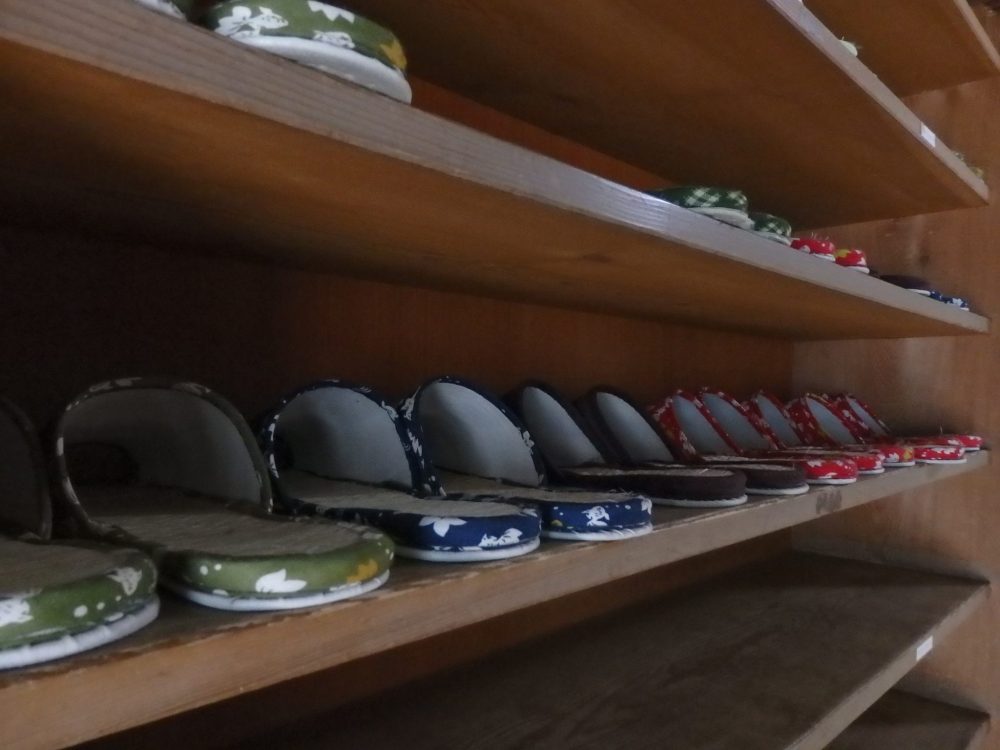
[791,238,870,273]
[135,0,413,103]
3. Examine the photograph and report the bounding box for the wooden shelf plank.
[0,1,989,340]
[349,0,989,227]
[0,453,987,750]
[830,691,989,750]
[808,0,1000,96]
[225,554,987,750]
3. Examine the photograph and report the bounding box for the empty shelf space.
[829,690,989,750]
[807,0,1000,96]
[231,554,987,750]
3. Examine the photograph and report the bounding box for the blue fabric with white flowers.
[258,379,540,554]
[408,376,653,536]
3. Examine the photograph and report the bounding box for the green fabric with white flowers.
[0,541,157,650]
[201,1,407,72]
[84,487,394,600]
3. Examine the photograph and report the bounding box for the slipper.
[630,391,810,496]
[199,1,412,103]
[786,394,963,465]
[831,393,983,454]
[505,382,748,509]
[54,378,395,611]
[0,398,159,670]
[657,389,859,485]
[646,186,754,229]
[258,380,541,562]
[750,212,793,245]
[791,237,837,262]
[408,377,655,537]
[696,388,861,484]
[748,391,902,471]
[834,247,871,273]
[880,276,974,312]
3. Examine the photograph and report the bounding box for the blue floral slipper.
[0,398,159,670]
[507,382,749,509]
[408,377,654,541]
[53,379,394,611]
[259,380,541,562]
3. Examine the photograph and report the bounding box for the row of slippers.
[647,187,973,310]
[0,376,980,670]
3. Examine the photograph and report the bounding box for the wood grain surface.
[227,554,986,750]
[792,13,1000,748]
[829,690,989,750]
[0,2,988,339]
[807,0,1000,95]
[348,0,988,225]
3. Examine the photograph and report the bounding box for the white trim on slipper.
[163,570,389,611]
[746,484,810,497]
[858,467,886,475]
[233,36,412,103]
[658,493,749,508]
[692,207,755,230]
[396,537,541,563]
[805,477,858,486]
[916,457,968,465]
[543,524,654,542]
[0,597,160,671]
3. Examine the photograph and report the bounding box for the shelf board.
[0,453,987,750]
[808,0,1000,96]
[233,554,987,750]
[0,1,989,340]
[350,0,989,227]
[829,691,989,750]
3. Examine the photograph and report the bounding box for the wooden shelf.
[349,0,989,227]
[0,453,987,750]
[830,691,989,750]
[0,1,989,340]
[228,554,987,750]
[808,0,1000,96]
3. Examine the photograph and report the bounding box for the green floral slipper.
[200,1,412,103]
[750,212,793,245]
[647,186,753,230]
[0,398,159,670]
[53,379,395,612]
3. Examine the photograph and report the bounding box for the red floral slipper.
[746,392,888,474]
[651,390,849,489]
[834,247,870,273]
[791,237,836,262]
[696,389,860,485]
[832,394,982,453]
[787,394,963,465]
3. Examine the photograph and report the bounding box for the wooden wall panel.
[0,226,792,429]
[792,14,1000,746]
